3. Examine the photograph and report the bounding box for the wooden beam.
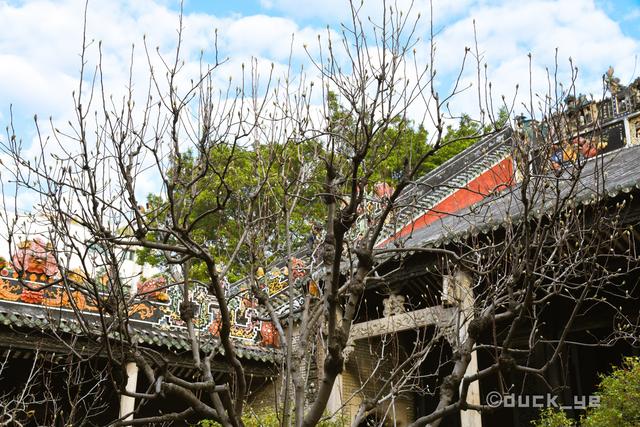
[349,305,455,341]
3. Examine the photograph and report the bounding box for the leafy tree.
[328,92,509,186]
[422,109,509,172]
[136,139,325,282]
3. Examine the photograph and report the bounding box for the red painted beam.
[378,157,515,247]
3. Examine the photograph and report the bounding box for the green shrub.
[532,356,640,427]
[532,407,575,427]
[198,409,345,427]
[582,356,640,427]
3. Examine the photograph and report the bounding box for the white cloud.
[2,0,630,124]
[0,0,332,211]
[250,0,639,127]
[0,0,638,213]
[434,0,639,118]
[0,0,332,125]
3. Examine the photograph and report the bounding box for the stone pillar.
[624,117,633,146]
[119,361,139,421]
[326,308,344,420]
[461,348,482,427]
[326,373,343,415]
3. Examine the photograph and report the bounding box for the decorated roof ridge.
[0,249,315,361]
[230,257,318,320]
[380,141,513,241]
[0,275,283,362]
[377,85,640,249]
[379,152,514,244]
[379,144,640,255]
[374,131,514,246]
[395,127,513,206]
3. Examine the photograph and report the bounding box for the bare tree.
[335,62,640,427]
[0,349,111,426]
[1,1,639,427]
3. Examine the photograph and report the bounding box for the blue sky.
[181,1,266,18]
[0,0,637,120]
[1,0,638,113]
[0,0,639,210]
[596,0,640,38]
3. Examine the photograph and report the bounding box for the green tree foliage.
[136,139,325,282]
[326,90,433,184]
[532,408,575,427]
[532,357,640,427]
[327,91,509,185]
[582,356,640,427]
[137,92,509,283]
[421,109,509,172]
[134,145,258,282]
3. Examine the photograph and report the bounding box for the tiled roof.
[0,230,309,365]
[392,128,512,214]
[378,128,513,245]
[383,144,640,251]
[0,299,281,363]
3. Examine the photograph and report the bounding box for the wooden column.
[461,346,482,427]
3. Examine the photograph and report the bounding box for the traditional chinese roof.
[382,143,640,252]
[378,127,514,246]
[0,264,284,363]
[374,85,640,254]
[0,303,281,363]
